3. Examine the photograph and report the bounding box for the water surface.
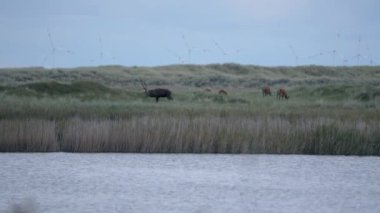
[1,153,379,213]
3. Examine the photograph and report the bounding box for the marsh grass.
[0,119,58,152]
[0,116,379,155]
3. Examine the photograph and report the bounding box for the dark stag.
[140,81,173,102]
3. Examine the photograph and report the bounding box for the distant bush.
[179,75,233,87]
[310,85,352,98]
[25,81,74,95]
[296,65,337,77]
[0,81,117,98]
[25,81,112,95]
[372,91,380,98]
[356,93,371,102]
[207,63,250,74]
[355,90,380,102]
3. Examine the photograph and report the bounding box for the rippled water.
[1,153,379,213]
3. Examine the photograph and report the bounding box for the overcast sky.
[0,0,379,68]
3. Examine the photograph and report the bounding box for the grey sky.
[0,0,379,67]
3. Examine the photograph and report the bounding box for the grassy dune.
[0,64,379,155]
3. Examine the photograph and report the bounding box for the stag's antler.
[140,80,147,90]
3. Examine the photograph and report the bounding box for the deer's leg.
[156,97,159,102]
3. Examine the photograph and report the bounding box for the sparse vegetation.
[0,64,379,155]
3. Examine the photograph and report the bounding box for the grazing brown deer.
[140,80,173,102]
[218,89,228,95]
[277,88,289,99]
[262,86,272,97]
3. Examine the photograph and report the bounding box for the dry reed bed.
[0,119,57,152]
[0,116,379,155]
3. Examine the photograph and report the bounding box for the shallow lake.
[1,153,379,213]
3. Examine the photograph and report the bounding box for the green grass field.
[0,64,379,154]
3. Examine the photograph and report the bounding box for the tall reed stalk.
[0,119,58,152]
[0,116,379,155]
